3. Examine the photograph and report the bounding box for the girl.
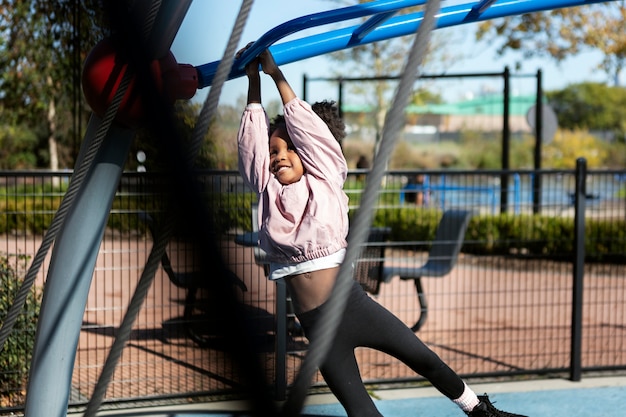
[236,44,526,417]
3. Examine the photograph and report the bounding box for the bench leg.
[183,286,212,347]
[410,278,428,332]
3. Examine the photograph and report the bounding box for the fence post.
[532,69,543,214]
[500,66,510,214]
[570,158,586,381]
[275,279,288,400]
[302,73,308,102]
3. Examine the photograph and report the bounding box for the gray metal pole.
[24,115,134,417]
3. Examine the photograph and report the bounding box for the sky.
[169,0,618,109]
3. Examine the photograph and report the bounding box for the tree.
[0,125,39,169]
[327,1,456,157]
[132,100,245,172]
[475,3,626,86]
[0,0,105,170]
[547,82,626,142]
[411,87,443,105]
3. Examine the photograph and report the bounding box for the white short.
[269,248,346,281]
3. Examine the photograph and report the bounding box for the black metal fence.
[0,166,625,412]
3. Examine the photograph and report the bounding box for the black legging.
[297,280,465,417]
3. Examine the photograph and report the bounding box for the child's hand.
[259,49,280,77]
[236,42,259,79]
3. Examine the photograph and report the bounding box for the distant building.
[342,94,539,143]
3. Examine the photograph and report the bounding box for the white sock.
[452,382,480,412]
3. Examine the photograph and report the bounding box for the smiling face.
[269,126,304,185]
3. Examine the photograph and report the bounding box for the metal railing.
[0,165,624,411]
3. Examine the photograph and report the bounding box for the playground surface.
[74,374,626,416]
[5,234,625,415]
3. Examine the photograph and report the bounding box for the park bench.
[379,209,473,332]
[140,212,247,347]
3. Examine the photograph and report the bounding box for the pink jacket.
[238,98,349,264]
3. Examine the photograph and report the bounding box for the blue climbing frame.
[196,0,618,88]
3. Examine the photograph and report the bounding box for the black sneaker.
[467,394,527,417]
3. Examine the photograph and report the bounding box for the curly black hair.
[269,100,346,144]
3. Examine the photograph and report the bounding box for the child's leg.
[318,349,383,417]
[343,282,466,400]
[298,280,526,417]
[297,297,383,417]
[296,280,467,416]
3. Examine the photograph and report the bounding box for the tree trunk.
[48,94,60,188]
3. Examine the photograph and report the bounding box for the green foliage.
[131,101,241,171]
[1,175,623,266]
[458,130,502,169]
[585,218,626,263]
[547,82,626,142]
[209,192,255,234]
[0,183,63,234]
[543,129,611,169]
[372,208,626,263]
[411,88,443,105]
[372,207,441,243]
[475,4,625,85]
[0,0,105,169]
[478,213,575,257]
[0,125,39,169]
[389,140,455,169]
[0,254,41,405]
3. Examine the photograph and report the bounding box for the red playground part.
[82,38,198,128]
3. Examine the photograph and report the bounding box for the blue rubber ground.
[82,378,626,416]
[301,385,626,416]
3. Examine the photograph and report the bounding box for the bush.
[371,207,626,264]
[0,254,41,407]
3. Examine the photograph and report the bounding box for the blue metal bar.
[475,0,499,13]
[197,0,617,88]
[463,0,499,22]
[349,11,398,46]
[218,0,427,81]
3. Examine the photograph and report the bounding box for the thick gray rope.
[0,67,133,354]
[187,0,254,164]
[82,1,254,415]
[281,1,442,415]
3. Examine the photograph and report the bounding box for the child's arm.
[258,49,346,183]
[259,50,296,105]
[246,70,261,105]
[284,99,348,185]
[236,42,261,105]
[237,44,271,194]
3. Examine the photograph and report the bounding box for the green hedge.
[0,254,41,406]
[368,207,626,263]
[0,185,256,237]
[0,185,623,263]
